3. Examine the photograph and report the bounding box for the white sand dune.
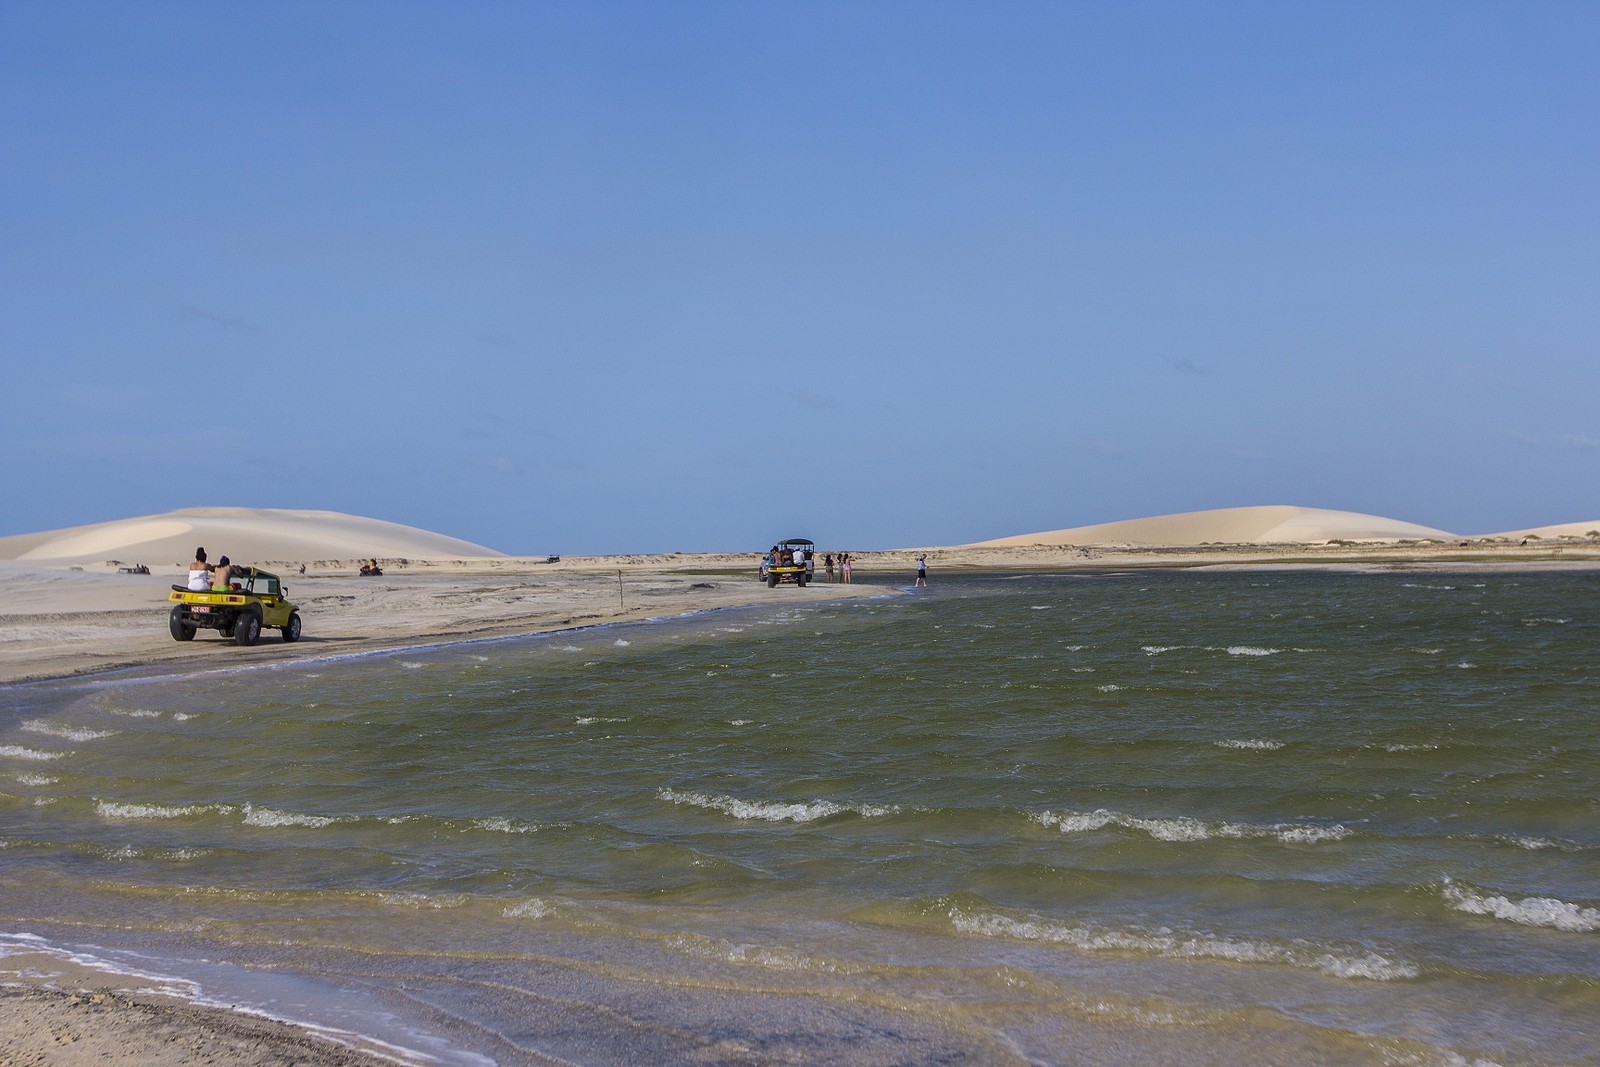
[970,506,1459,548]
[0,507,504,567]
[1478,520,1600,540]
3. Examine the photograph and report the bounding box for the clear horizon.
[3,2,1596,555]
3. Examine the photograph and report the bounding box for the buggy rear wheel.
[281,612,302,643]
[234,610,262,646]
[169,605,195,641]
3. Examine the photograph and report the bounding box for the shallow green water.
[3,570,1598,1065]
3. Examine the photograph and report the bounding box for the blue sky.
[3,2,1596,553]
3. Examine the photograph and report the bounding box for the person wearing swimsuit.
[186,548,213,591]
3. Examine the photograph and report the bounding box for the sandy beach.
[6,541,1599,689]
[4,505,1599,1065]
[0,985,398,1067]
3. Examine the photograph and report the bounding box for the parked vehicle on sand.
[167,566,302,646]
[759,538,815,588]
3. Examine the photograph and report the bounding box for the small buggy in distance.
[760,539,815,588]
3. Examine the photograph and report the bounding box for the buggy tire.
[796,574,807,587]
[234,610,262,646]
[281,612,302,643]
[767,573,778,588]
[169,605,195,641]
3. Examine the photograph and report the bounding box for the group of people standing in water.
[822,552,853,583]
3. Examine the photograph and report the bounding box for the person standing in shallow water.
[841,553,852,584]
[915,553,928,587]
[824,554,835,583]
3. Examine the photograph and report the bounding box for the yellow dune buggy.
[168,566,302,646]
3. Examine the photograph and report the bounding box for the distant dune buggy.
[760,538,815,588]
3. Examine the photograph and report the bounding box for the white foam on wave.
[97,800,227,820]
[1096,684,1124,692]
[107,845,210,861]
[502,897,550,919]
[241,804,337,828]
[1215,739,1284,751]
[948,907,1417,980]
[658,787,898,824]
[21,720,118,741]
[614,639,631,647]
[0,745,67,761]
[1140,645,1192,655]
[1225,646,1281,656]
[474,816,539,834]
[1442,882,1600,933]
[14,773,57,786]
[1504,835,1574,851]
[575,716,627,725]
[1035,808,1351,845]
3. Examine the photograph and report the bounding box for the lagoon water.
[3,570,1598,1065]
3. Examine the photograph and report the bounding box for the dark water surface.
[3,570,1598,1065]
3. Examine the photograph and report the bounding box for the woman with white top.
[186,548,213,591]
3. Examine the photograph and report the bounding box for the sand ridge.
[0,507,504,567]
[5,505,1599,570]
[969,505,1464,547]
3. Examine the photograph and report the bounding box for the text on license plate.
[191,605,211,613]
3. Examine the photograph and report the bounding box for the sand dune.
[4,506,1596,571]
[1478,520,1600,540]
[969,506,1460,547]
[0,507,504,567]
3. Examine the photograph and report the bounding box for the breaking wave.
[241,804,338,828]
[96,800,226,820]
[658,788,899,823]
[21,721,117,741]
[1441,882,1599,933]
[0,745,67,762]
[949,906,1417,980]
[1035,808,1350,845]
